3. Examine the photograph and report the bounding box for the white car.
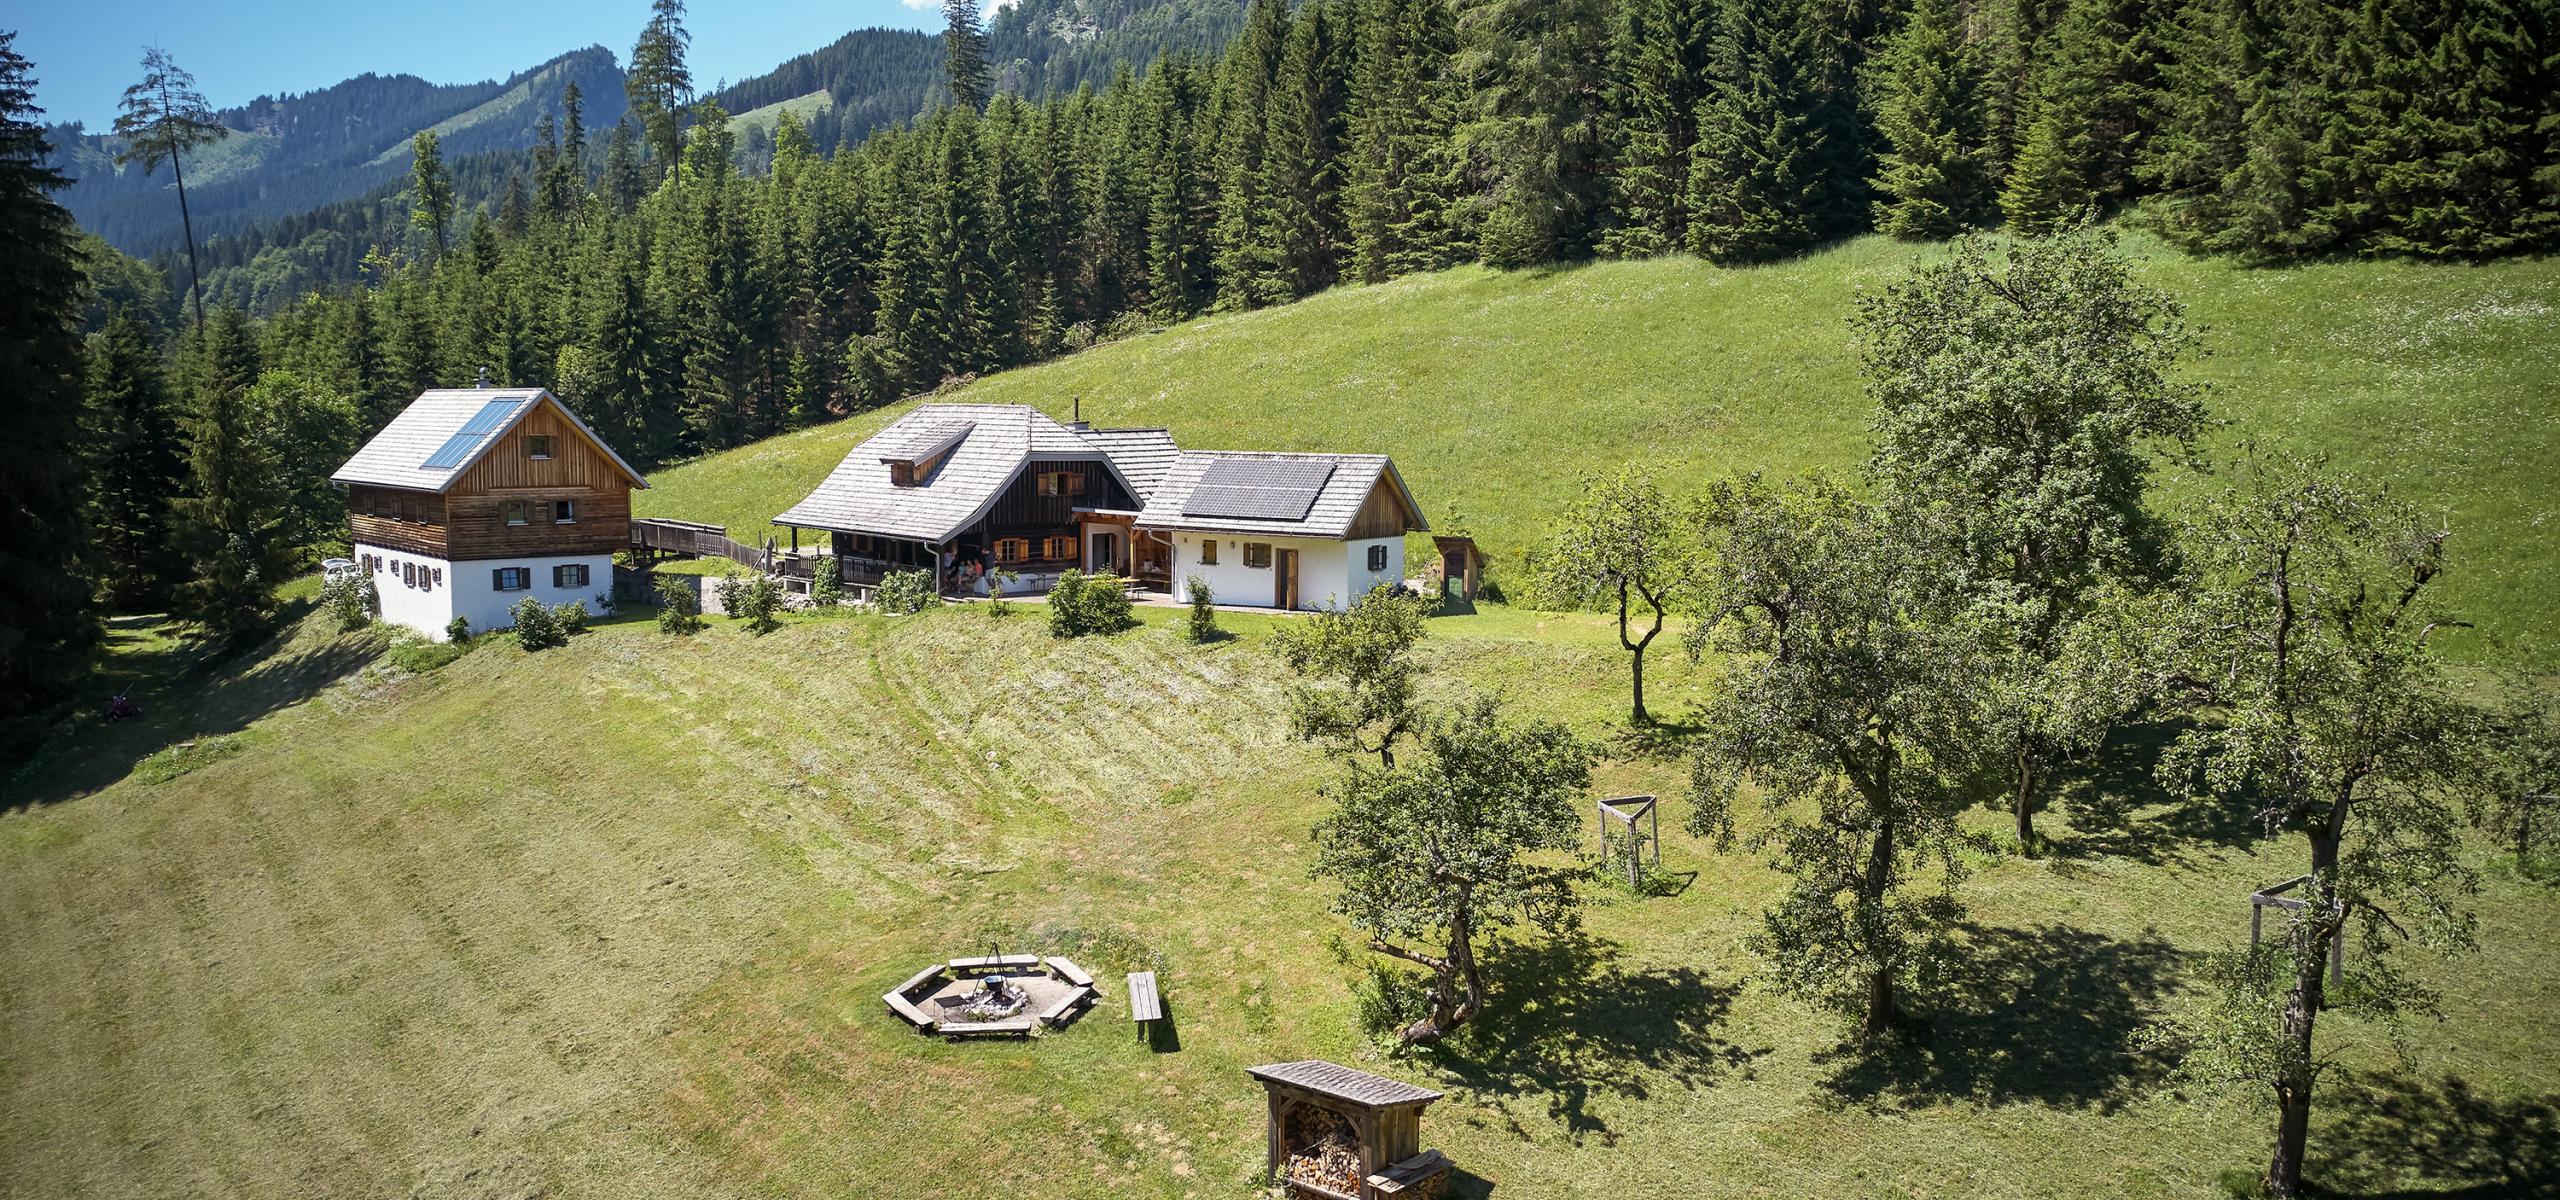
[322,557,359,584]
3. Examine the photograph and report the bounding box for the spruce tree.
[1346,0,1463,281]
[409,130,455,256]
[1869,0,1995,238]
[0,32,100,722]
[627,0,694,183]
[1686,0,1830,261]
[173,309,291,642]
[1598,0,1713,256]
[1258,0,1357,296]
[944,0,994,111]
[1210,0,1292,308]
[1456,0,1612,267]
[84,308,186,613]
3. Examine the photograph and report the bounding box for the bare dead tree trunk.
[170,135,206,330]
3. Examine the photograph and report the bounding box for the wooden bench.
[1044,956,1095,988]
[891,964,946,997]
[883,992,936,1031]
[1127,971,1163,1026]
[1036,985,1095,1026]
[940,1016,1036,1039]
[948,954,1042,974]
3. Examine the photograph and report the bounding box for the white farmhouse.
[1133,451,1427,611]
[332,385,649,640]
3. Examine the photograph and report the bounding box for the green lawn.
[640,232,2560,664]
[2,595,2554,1198]
[6,237,2557,1198]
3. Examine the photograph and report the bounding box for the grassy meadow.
[5,235,2558,1199]
[640,232,2560,664]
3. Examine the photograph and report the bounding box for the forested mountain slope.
[57,0,1250,263]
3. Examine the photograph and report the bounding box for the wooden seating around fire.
[884,964,948,1033]
[1036,985,1095,1026]
[949,953,1041,973]
[1127,971,1164,1025]
[940,1017,1036,1039]
[1045,956,1095,987]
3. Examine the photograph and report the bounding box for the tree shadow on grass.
[2308,1072,2560,1199]
[1816,921,2182,1113]
[2049,715,2262,867]
[1422,931,1762,1143]
[1607,715,1708,763]
[1,602,378,812]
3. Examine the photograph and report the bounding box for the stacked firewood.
[1284,1138,1363,1195]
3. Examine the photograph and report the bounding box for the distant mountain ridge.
[49,47,630,254]
[54,0,1250,260]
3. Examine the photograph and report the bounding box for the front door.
[1275,548,1299,610]
[1091,532,1120,574]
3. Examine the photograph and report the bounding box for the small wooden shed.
[1431,535,1481,604]
[1247,1060,1453,1199]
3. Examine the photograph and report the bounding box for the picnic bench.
[1127,970,1164,1037]
[1045,956,1095,988]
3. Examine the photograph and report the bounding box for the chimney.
[475,366,494,389]
[1068,395,1091,432]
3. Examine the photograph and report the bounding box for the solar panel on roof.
[419,399,525,470]
[1181,459,1337,522]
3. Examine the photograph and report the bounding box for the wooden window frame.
[403,562,418,589]
[553,564,589,588]
[554,499,578,524]
[1043,534,1077,562]
[1199,539,1218,566]
[1367,544,1390,572]
[524,434,555,461]
[493,567,530,592]
[1036,470,1085,498]
[994,537,1029,565]
[1244,542,1272,570]
[503,501,531,526]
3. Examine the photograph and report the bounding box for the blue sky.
[14,0,944,130]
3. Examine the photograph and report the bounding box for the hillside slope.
[3,597,2554,1198]
[641,233,2560,663]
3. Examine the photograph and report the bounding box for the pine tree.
[2352,0,2558,256]
[0,32,100,722]
[943,0,994,111]
[1598,0,1713,256]
[1686,0,1834,261]
[112,46,226,330]
[1346,0,1463,281]
[1211,0,1292,307]
[1870,0,1995,238]
[1258,0,1357,296]
[602,119,645,212]
[628,0,694,184]
[1456,0,1612,267]
[173,309,291,641]
[409,130,455,256]
[83,308,185,612]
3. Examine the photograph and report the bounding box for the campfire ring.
[882,954,1099,1039]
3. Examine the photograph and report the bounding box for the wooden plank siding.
[345,403,640,561]
[979,459,1137,537]
[347,487,450,557]
[1347,478,1420,540]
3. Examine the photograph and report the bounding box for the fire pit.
[1247,1061,1453,1199]
[881,953,1099,1038]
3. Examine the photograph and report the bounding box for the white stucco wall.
[1162,531,1403,612]
[357,542,611,640]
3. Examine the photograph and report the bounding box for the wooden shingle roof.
[1246,1061,1443,1108]
[331,388,648,494]
[773,404,1143,542]
[1135,451,1426,539]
